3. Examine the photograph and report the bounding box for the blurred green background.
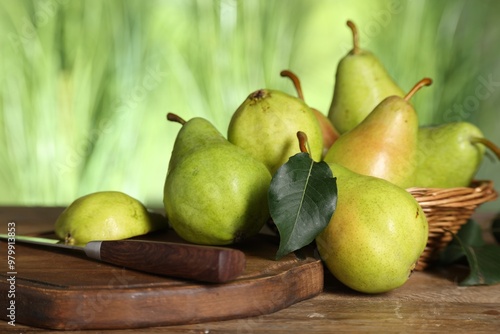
[0,0,499,212]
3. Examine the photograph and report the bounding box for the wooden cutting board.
[0,229,323,330]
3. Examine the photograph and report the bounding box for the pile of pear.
[162,20,500,294]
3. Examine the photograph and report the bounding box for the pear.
[55,191,165,245]
[163,113,272,245]
[316,162,429,293]
[228,89,323,175]
[324,78,432,189]
[415,121,500,188]
[280,69,340,157]
[295,131,428,294]
[328,20,405,134]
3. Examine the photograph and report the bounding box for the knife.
[0,234,246,283]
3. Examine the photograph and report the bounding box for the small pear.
[324,78,432,189]
[280,69,340,157]
[296,132,428,294]
[328,20,405,134]
[228,89,323,175]
[163,113,272,245]
[55,191,165,245]
[415,121,500,188]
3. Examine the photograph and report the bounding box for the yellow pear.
[296,131,428,293]
[316,163,429,293]
[228,89,323,175]
[55,191,164,245]
[324,78,432,188]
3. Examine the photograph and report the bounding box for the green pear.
[163,113,272,245]
[328,20,405,134]
[280,69,340,157]
[316,162,429,294]
[228,89,323,175]
[55,191,165,245]
[324,78,432,189]
[414,121,500,188]
[165,113,223,174]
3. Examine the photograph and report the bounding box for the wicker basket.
[408,180,498,271]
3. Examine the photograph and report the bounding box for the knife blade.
[0,234,246,283]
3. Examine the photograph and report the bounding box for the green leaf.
[492,214,500,243]
[439,220,500,286]
[268,152,337,259]
[439,220,485,265]
[456,242,500,286]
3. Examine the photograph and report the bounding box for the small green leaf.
[492,214,500,243]
[439,220,485,265]
[456,242,500,286]
[268,152,337,259]
[440,220,500,286]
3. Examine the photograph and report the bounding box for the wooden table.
[1,206,499,333]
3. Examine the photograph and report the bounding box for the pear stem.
[166,112,187,125]
[297,131,310,155]
[471,137,500,160]
[280,70,304,100]
[404,78,433,101]
[346,20,360,55]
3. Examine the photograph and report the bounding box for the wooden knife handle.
[89,240,246,283]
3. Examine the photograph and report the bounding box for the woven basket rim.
[407,180,498,208]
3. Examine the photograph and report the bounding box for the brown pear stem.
[297,131,310,155]
[471,137,500,160]
[280,70,304,100]
[346,20,360,55]
[404,78,433,101]
[166,112,187,125]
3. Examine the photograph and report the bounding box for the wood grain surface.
[0,207,500,333]
[0,207,323,330]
